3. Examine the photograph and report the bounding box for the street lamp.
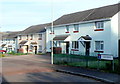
[51,0,54,64]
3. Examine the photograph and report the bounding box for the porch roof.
[53,35,69,41]
[8,45,12,47]
[78,35,92,41]
[1,44,6,47]
[31,42,37,45]
[19,41,28,45]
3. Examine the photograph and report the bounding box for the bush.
[0,54,6,57]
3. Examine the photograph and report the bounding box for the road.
[1,54,103,83]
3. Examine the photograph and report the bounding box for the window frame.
[39,45,42,51]
[38,34,42,40]
[30,34,33,40]
[95,21,104,31]
[65,25,69,33]
[73,24,79,32]
[95,41,104,51]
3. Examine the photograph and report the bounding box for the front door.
[66,42,69,54]
[34,46,37,54]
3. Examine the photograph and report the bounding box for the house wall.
[46,19,118,57]
[17,32,46,54]
[111,12,119,57]
[0,38,17,52]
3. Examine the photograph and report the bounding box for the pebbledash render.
[46,3,120,57]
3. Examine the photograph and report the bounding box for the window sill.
[71,49,79,51]
[38,38,42,40]
[94,50,104,53]
[94,29,104,31]
[73,31,79,33]
[65,32,69,33]
[50,33,54,34]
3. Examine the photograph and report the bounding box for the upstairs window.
[26,35,28,40]
[95,21,104,31]
[95,41,104,51]
[50,27,54,34]
[19,35,21,40]
[30,34,33,40]
[73,24,79,32]
[39,45,42,50]
[38,34,42,40]
[65,25,69,33]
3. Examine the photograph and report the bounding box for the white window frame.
[74,24,79,31]
[95,21,104,29]
[50,27,54,33]
[30,34,33,40]
[95,41,104,51]
[66,25,69,32]
[39,45,42,51]
[38,34,42,40]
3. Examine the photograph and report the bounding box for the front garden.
[53,54,119,74]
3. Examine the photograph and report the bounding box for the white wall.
[111,12,119,57]
[46,19,118,57]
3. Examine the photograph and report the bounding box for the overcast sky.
[0,0,119,32]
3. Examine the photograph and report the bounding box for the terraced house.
[0,32,19,52]
[17,23,50,54]
[46,4,119,57]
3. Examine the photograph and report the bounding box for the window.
[95,41,104,51]
[74,24,79,32]
[95,21,104,30]
[30,34,33,40]
[27,35,28,40]
[19,35,21,40]
[72,41,79,49]
[30,45,33,50]
[50,27,54,34]
[39,45,42,50]
[38,34,42,40]
[65,25,69,33]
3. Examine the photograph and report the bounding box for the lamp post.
[51,0,54,64]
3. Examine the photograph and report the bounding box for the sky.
[0,0,119,32]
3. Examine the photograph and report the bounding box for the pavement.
[53,65,120,84]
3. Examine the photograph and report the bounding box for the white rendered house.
[46,3,119,57]
[17,23,49,54]
[0,32,18,52]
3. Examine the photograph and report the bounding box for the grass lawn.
[54,54,119,74]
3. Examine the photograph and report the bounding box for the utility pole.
[51,0,54,64]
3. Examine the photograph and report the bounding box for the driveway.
[1,54,102,83]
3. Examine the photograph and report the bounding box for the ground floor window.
[95,41,104,51]
[39,45,42,51]
[72,41,79,49]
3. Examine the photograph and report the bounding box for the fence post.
[97,59,100,70]
[112,59,114,71]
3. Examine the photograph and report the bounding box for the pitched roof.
[20,23,50,35]
[53,3,119,26]
[2,31,21,39]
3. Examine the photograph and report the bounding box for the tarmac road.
[1,54,104,83]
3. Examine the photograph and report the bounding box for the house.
[0,32,19,52]
[17,23,50,54]
[46,3,119,57]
